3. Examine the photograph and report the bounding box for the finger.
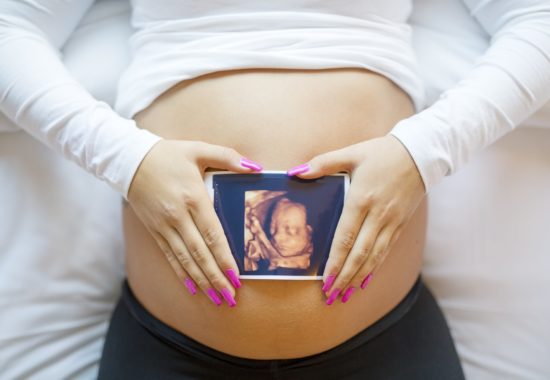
[194,142,262,173]
[163,227,226,306]
[287,146,357,179]
[174,211,238,307]
[344,225,401,303]
[152,231,198,296]
[320,186,370,295]
[184,189,242,290]
[367,225,403,276]
[324,213,383,305]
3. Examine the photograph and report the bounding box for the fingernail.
[321,274,336,292]
[225,269,241,289]
[240,157,262,171]
[184,278,197,295]
[207,288,222,306]
[220,288,237,307]
[360,273,373,290]
[326,288,341,306]
[341,287,356,303]
[287,163,310,176]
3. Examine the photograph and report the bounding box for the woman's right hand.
[127,139,263,307]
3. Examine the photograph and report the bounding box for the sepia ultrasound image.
[207,172,347,279]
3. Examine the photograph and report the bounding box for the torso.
[126,68,426,359]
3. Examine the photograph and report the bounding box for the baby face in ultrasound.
[270,198,312,257]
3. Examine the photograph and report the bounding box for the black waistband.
[121,276,422,369]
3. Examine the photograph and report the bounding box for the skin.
[128,136,424,302]
[126,68,424,305]
[125,68,426,358]
[127,140,257,299]
[291,135,425,300]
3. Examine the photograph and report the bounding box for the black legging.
[98,277,464,379]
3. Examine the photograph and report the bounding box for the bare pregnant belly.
[126,68,427,359]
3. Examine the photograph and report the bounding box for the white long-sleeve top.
[390,0,550,190]
[116,0,424,118]
[1,0,549,197]
[0,0,162,198]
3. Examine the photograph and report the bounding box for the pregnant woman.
[118,68,434,373]
[95,3,457,377]
[2,0,549,379]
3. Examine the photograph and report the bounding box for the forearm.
[391,0,550,190]
[0,0,161,197]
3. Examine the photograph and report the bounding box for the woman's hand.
[127,139,262,307]
[287,135,425,305]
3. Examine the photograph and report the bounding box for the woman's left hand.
[288,135,425,305]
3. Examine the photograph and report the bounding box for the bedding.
[0,0,548,378]
[0,1,131,378]
[411,1,550,378]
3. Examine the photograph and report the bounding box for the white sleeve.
[390,0,550,191]
[0,0,162,198]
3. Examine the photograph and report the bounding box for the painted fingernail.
[220,288,237,307]
[240,157,263,171]
[287,163,310,176]
[184,278,197,295]
[360,273,373,290]
[326,288,341,306]
[225,269,242,288]
[322,274,336,292]
[207,288,222,306]
[341,287,356,303]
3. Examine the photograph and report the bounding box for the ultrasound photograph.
[205,171,348,279]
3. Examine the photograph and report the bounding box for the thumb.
[288,147,354,179]
[196,142,263,173]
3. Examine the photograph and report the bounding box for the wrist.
[385,134,427,195]
[126,133,164,201]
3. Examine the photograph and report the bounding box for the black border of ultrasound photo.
[204,171,350,280]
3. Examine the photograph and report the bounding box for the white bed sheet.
[0,2,131,379]
[0,0,549,378]
[411,1,550,379]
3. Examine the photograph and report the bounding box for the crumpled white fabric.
[0,1,131,378]
[0,0,161,198]
[392,0,550,192]
[411,0,550,378]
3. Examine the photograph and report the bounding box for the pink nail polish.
[341,287,356,303]
[326,288,341,306]
[240,157,263,171]
[287,163,310,176]
[322,274,336,292]
[207,288,222,306]
[184,278,197,295]
[360,273,373,290]
[220,288,237,307]
[225,269,241,288]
